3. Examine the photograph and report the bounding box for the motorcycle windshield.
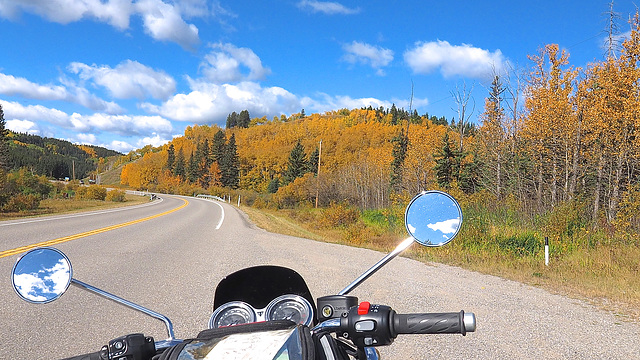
[177,327,304,360]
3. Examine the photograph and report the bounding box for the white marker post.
[544,237,549,266]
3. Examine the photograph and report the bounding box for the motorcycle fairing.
[213,265,316,321]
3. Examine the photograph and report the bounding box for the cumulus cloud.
[404,40,506,80]
[0,72,124,114]
[343,41,394,75]
[0,73,68,100]
[297,0,360,15]
[6,119,40,135]
[135,0,199,49]
[200,43,271,84]
[68,60,176,100]
[142,80,299,124]
[0,0,201,49]
[1,100,173,139]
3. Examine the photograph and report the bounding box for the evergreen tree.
[187,152,199,183]
[434,132,462,188]
[212,130,226,164]
[166,144,175,171]
[390,129,408,191]
[226,112,238,129]
[238,110,250,128]
[284,140,308,184]
[390,104,399,125]
[0,104,9,171]
[173,148,186,178]
[220,134,239,188]
[267,177,280,193]
[308,146,319,175]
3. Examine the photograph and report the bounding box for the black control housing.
[317,295,358,322]
[100,333,155,360]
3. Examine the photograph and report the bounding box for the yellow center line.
[0,197,188,259]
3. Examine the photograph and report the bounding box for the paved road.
[1,195,639,359]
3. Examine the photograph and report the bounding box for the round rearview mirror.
[405,190,463,247]
[12,247,72,304]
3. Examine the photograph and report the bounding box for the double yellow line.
[0,198,188,259]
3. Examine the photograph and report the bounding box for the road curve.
[1,196,639,359]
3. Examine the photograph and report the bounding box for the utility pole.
[315,139,322,208]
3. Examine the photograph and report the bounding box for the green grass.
[240,198,640,322]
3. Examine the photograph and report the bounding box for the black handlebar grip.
[393,311,475,336]
[59,351,103,360]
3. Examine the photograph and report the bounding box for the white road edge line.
[0,197,164,227]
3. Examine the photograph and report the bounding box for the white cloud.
[143,80,299,124]
[69,60,176,100]
[0,0,133,29]
[6,119,40,135]
[343,41,394,75]
[404,40,506,80]
[0,72,124,114]
[201,43,271,84]
[0,0,200,49]
[296,0,360,15]
[1,100,173,138]
[427,218,460,235]
[0,73,68,100]
[135,0,199,49]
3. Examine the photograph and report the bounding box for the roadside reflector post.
[544,237,549,266]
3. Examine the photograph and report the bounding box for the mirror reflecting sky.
[12,248,72,303]
[405,191,462,247]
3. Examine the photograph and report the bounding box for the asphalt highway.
[1,195,639,359]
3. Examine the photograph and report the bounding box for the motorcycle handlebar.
[392,311,476,336]
[60,351,103,360]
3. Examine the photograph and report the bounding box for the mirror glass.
[405,190,463,247]
[12,247,72,304]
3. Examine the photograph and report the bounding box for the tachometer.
[209,301,256,328]
[266,295,314,326]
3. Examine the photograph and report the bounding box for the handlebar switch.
[104,333,155,360]
[340,303,395,348]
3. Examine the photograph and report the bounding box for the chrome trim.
[265,294,314,326]
[311,318,341,334]
[338,237,414,295]
[70,279,176,342]
[209,294,315,329]
[464,312,477,332]
[208,301,256,328]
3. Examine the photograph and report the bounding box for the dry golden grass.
[0,194,149,221]
[240,204,640,322]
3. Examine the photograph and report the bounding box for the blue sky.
[0,0,638,152]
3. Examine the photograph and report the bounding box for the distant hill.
[6,131,122,180]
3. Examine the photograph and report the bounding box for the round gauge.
[208,301,256,328]
[266,295,314,326]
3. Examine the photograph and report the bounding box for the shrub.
[84,185,107,200]
[2,194,40,212]
[106,189,126,202]
[320,202,359,228]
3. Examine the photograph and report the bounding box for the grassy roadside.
[240,204,640,322]
[0,194,150,221]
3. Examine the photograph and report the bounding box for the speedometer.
[209,301,256,328]
[266,295,314,326]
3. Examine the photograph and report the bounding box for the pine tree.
[173,148,186,178]
[284,140,308,184]
[434,132,462,188]
[308,146,319,175]
[212,130,226,164]
[166,144,175,171]
[0,104,8,171]
[226,112,238,129]
[238,110,250,128]
[390,129,408,191]
[220,134,239,188]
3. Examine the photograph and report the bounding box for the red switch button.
[357,301,371,315]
